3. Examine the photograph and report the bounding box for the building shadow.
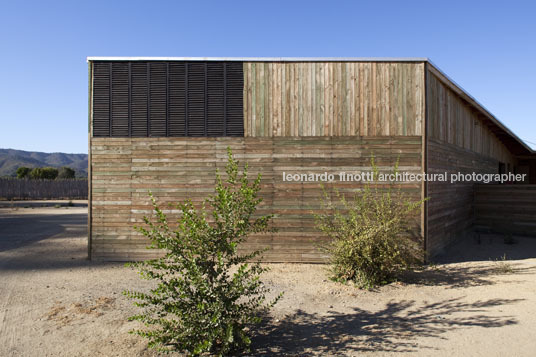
[0,212,99,271]
[434,234,536,263]
[0,201,88,208]
[0,213,87,252]
[401,263,536,289]
[253,297,521,355]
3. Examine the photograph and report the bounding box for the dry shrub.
[315,158,425,289]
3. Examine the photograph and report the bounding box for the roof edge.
[85,56,532,154]
[86,56,429,62]
[426,60,534,155]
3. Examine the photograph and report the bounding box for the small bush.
[494,254,514,274]
[29,167,58,180]
[315,157,425,289]
[16,167,31,179]
[124,148,281,355]
[58,167,76,179]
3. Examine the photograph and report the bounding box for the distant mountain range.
[0,148,88,177]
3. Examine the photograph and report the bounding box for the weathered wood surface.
[244,62,425,138]
[426,138,498,257]
[90,136,423,262]
[426,71,514,165]
[0,178,88,200]
[474,185,536,237]
[424,68,520,257]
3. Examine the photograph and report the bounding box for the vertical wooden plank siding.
[425,70,517,257]
[243,62,425,138]
[426,72,514,164]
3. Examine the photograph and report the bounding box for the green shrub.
[494,254,514,274]
[124,148,281,355]
[29,167,58,180]
[16,166,31,179]
[58,166,76,179]
[315,157,425,289]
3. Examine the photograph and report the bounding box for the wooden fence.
[474,184,536,236]
[0,178,88,200]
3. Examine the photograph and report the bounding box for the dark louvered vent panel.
[168,62,186,136]
[111,63,129,136]
[207,62,225,136]
[92,61,243,137]
[92,63,111,136]
[131,63,148,137]
[187,63,206,136]
[149,63,167,136]
[225,62,244,136]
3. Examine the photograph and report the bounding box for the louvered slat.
[131,62,148,137]
[92,61,244,138]
[92,63,110,137]
[187,62,206,136]
[168,62,186,136]
[149,62,167,137]
[225,62,244,136]
[111,63,129,136]
[207,62,225,136]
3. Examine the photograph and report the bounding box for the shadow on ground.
[434,234,536,263]
[0,201,87,208]
[254,297,521,355]
[0,211,105,271]
[0,213,87,252]
[401,263,536,289]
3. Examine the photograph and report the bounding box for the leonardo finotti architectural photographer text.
[282,171,527,184]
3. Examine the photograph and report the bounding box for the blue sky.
[0,0,535,154]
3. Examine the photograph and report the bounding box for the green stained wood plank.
[298,63,303,136]
[402,64,407,136]
[265,62,270,137]
[251,63,256,136]
[332,63,339,136]
[280,65,286,136]
[258,63,264,136]
[341,62,347,135]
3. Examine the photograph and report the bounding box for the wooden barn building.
[87,57,536,262]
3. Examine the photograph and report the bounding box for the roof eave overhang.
[426,60,534,156]
[86,56,533,155]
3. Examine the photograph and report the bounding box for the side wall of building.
[425,66,516,257]
[90,136,423,262]
[89,61,427,261]
[474,184,536,236]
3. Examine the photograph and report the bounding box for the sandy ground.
[1,203,536,356]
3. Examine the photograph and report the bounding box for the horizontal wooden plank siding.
[426,138,498,257]
[90,136,423,262]
[244,62,425,137]
[425,68,521,257]
[475,185,536,237]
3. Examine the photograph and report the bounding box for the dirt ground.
[1,203,535,356]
